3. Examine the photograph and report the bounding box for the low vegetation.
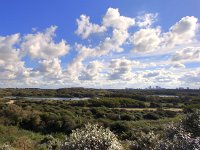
[0,88,199,149]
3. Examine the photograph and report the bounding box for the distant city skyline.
[0,0,199,89]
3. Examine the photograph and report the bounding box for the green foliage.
[125,110,200,150]
[181,109,200,137]
[0,88,199,150]
[156,123,200,150]
[71,98,147,108]
[11,137,34,150]
[128,131,160,150]
[0,125,43,144]
[155,110,200,150]
[184,104,200,113]
[39,135,61,150]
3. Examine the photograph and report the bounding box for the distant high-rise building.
[155,86,162,89]
[178,87,184,90]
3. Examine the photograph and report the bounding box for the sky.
[0,0,200,89]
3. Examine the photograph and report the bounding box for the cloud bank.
[0,8,199,88]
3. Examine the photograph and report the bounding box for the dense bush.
[61,123,123,150]
[0,144,14,150]
[183,104,200,113]
[127,131,160,150]
[0,104,77,134]
[71,98,147,108]
[11,137,34,150]
[126,110,200,150]
[181,109,200,137]
[156,110,200,150]
[156,123,200,150]
[1,88,199,150]
[39,135,61,150]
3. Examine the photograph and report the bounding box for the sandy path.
[6,100,15,104]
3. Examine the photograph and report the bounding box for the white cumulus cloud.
[164,16,199,48]
[76,15,106,39]
[136,13,158,28]
[38,58,63,79]
[103,8,135,31]
[21,26,70,59]
[132,27,162,52]
[108,58,138,81]
[79,61,103,80]
[171,47,200,62]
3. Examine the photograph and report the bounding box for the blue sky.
[1,0,199,35]
[0,0,199,89]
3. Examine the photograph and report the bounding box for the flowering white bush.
[0,144,14,150]
[127,110,200,150]
[156,123,200,150]
[61,123,123,150]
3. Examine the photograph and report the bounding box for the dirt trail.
[83,107,182,112]
[6,100,15,104]
[112,108,182,112]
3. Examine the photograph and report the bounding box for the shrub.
[61,123,123,150]
[0,144,14,150]
[155,110,200,150]
[110,122,130,134]
[129,110,200,150]
[156,123,200,150]
[11,137,34,150]
[128,131,160,150]
[181,109,200,137]
[143,112,159,120]
[39,135,61,150]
